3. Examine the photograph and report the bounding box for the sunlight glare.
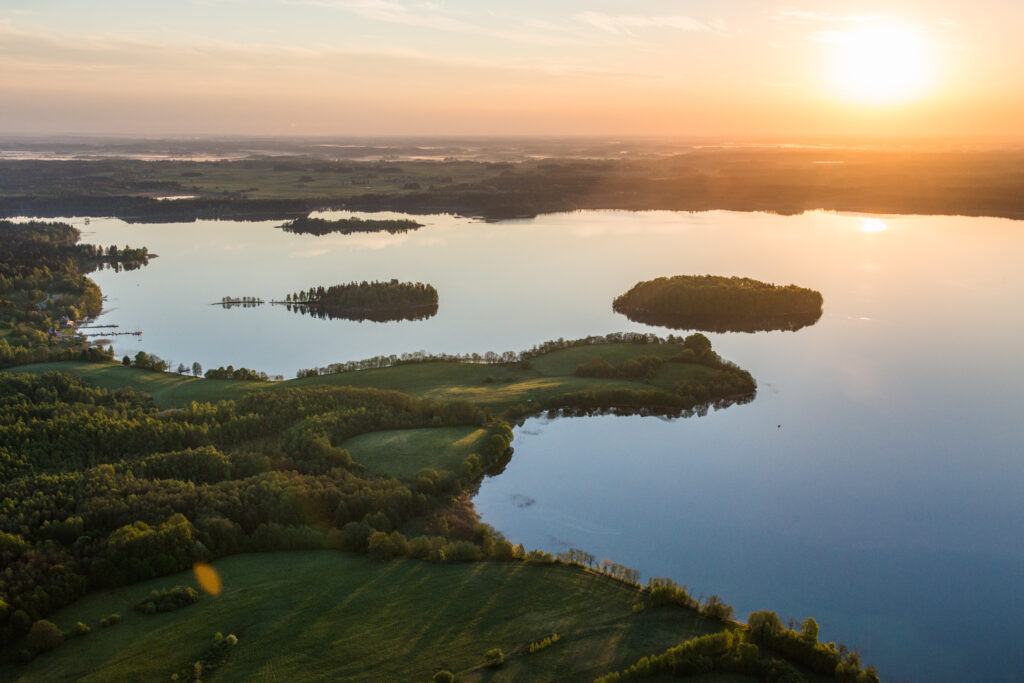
[826,24,936,106]
[860,218,888,233]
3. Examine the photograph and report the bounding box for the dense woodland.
[278,215,422,236]
[2,148,1024,221]
[613,275,824,333]
[0,221,145,369]
[0,371,516,654]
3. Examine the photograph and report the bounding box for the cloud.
[771,8,886,26]
[575,12,722,36]
[284,0,580,45]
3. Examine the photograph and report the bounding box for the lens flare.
[193,562,223,595]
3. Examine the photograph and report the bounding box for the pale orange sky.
[1,1,1021,138]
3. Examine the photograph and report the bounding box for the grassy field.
[0,552,740,683]
[342,426,489,479]
[4,342,716,413]
[0,360,264,406]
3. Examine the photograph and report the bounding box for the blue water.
[74,209,1024,682]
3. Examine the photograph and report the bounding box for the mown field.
[342,426,490,479]
[0,552,743,683]
[7,342,719,413]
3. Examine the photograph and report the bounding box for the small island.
[284,279,438,322]
[613,275,823,333]
[278,215,423,236]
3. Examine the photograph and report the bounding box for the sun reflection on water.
[860,218,888,233]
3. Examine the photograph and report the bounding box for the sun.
[825,24,936,106]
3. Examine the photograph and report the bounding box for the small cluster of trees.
[133,585,200,615]
[77,243,150,272]
[746,611,879,683]
[169,632,238,682]
[218,295,263,309]
[122,350,169,372]
[203,365,269,381]
[596,610,879,683]
[285,279,437,315]
[278,215,423,236]
[483,647,504,668]
[529,633,561,653]
[556,547,596,567]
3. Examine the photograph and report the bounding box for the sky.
[0,0,1021,138]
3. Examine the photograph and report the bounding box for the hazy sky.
[1,0,1021,137]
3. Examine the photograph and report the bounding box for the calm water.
[75,210,1024,682]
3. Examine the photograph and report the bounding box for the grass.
[342,426,489,479]
[4,342,719,413]
[0,551,737,683]
[525,343,682,376]
[1,360,264,407]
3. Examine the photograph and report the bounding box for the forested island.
[278,215,423,236]
[0,218,883,681]
[614,275,824,333]
[282,280,439,322]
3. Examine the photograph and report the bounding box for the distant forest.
[2,148,1023,221]
[613,275,823,333]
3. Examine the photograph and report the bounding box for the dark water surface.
[78,210,1024,682]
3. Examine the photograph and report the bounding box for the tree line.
[297,332,693,378]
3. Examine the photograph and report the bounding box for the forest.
[613,275,824,333]
[2,147,1024,222]
[0,220,142,369]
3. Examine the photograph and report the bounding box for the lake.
[76,209,1024,682]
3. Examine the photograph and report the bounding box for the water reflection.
[282,302,438,323]
[859,218,888,232]
[614,306,822,333]
[77,209,1024,683]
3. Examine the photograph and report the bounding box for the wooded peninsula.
[0,218,881,681]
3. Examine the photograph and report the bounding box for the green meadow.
[342,426,491,479]
[7,342,721,413]
[0,552,740,683]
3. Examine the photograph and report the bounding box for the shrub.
[72,621,92,637]
[483,648,504,668]
[99,613,122,628]
[26,619,64,653]
[432,671,455,683]
[134,585,200,615]
[700,594,735,620]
